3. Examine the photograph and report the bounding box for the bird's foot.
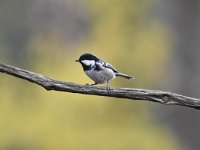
[106,85,111,91]
[106,81,111,92]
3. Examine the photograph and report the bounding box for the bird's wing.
[97,60,118,73]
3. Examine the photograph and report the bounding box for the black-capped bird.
[76,53,134,89]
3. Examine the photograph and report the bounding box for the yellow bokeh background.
[0,0,180,149]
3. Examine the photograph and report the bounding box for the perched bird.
[75,53,134,89]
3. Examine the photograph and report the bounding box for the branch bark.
[0,62,200,109]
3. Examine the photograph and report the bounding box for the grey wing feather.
[97,60,133,79]
[99,60,118,73]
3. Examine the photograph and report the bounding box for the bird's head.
[75,53,99,70]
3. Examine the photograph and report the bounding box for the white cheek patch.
[82,60,95,66]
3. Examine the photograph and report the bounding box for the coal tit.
[76,53,134,89]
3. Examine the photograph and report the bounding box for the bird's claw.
[106,86,111,92]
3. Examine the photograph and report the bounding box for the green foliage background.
[0,0,180,150]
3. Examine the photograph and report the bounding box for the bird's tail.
[116,73,134,80]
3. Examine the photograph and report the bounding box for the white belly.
[85,68,115,84]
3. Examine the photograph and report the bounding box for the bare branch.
[0,62,200,109]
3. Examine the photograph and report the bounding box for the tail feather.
[116,73,134,80]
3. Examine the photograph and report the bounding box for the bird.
[75,53,134,90]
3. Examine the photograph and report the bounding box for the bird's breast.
[85,68,115,84]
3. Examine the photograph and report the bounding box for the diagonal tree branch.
[0,62,200,109]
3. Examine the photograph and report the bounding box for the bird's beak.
[75,59,79,62]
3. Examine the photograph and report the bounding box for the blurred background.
[0,0,200,149]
